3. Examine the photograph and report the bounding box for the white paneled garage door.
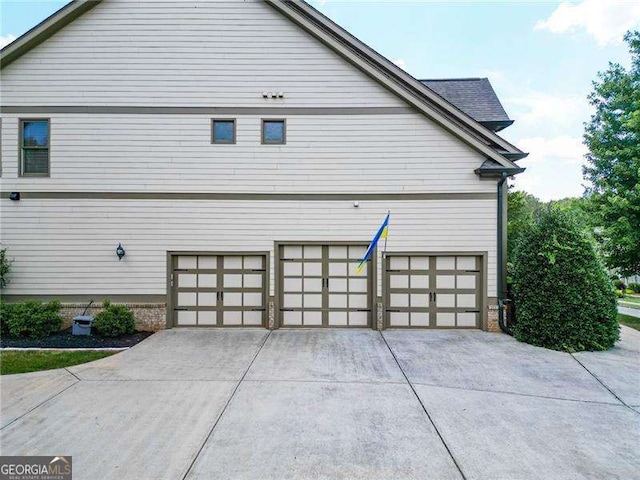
[385,254,482,328]
[278,244,373,327]
[171,254,267,327]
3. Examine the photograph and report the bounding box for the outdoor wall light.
[116,243,126,261]
[9,192,20,201]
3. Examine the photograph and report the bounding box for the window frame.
[19,118,51,177]
[211,118,237,145]
[261,119,286,145]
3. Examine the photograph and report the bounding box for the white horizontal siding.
[0,113,493,193]
[0,198,497,298]
[0,0,404,107]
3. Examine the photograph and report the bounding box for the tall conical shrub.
[512,208,619,351]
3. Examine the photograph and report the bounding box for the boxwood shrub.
[512,208,619,352]
[93,300,135,337]
[0,300,62,339]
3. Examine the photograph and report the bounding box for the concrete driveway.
[1,327,638,480]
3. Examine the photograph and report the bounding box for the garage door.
[384,254,482,328]
[278,244,373,327]
[171,254,267,327]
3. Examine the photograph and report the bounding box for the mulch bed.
[0,328,154,349]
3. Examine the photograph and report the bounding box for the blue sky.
[2,1,639,201]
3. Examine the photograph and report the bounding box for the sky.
[2,0,639,201]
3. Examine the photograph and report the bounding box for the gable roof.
[420,78,513,132]
[1,0,527,172]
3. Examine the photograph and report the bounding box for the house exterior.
[0,0,526,331]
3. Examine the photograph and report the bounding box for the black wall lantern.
[116,243,126,261]
[9,192,20,201]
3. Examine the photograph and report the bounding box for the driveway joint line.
[410,380,626,407]
[0,379,80,431]
[379,331,468,480]
[570,353,639,415]
[181,330,273,480]
[64,368,82,382]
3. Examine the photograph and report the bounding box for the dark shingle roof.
[420,78,513,131]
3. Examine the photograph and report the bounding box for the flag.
[356,212,390,274]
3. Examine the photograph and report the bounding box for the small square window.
[212,119,236,144]
[20,119,50,176]
[262,119,286,145]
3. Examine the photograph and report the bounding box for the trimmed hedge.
[0,300,62,339]
[629,283,640,293]
[93,300,135,337]
[512,208,619,351]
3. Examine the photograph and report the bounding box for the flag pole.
[383,210,390,258]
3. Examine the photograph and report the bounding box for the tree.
[512,208,619,352]
[507,190,541,261]
[583,31,640,276]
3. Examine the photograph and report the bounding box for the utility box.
[72,315,94,336]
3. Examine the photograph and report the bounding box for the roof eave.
[475,166,526,177]
[0,1,103,69]
[274,1,525,158]
[481,120,514,132]
[268,0,524,168]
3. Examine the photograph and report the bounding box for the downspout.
[497,172,512,335]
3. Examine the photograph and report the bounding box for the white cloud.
[518,135,587,165]
[511,136,588,201]
[535,0,640,47]
[392,58,407,70]
[507,91,588,131]
[1,34,16,49]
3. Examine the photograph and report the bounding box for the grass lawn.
[0,350,117,375]
[619,313,640,332]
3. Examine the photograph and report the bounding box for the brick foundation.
[268,299,276,329]
[486,304,501,333]
[60,303,166,332]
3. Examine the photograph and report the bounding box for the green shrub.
[512,208,619,352]
[2,300,62,339]
[613,279,626,291]
[0,300,10,337]
[628,283,640,293]
[625,288,635,295]
[0,247,12,289]
[93,300,135,337]
[615,289,624,298]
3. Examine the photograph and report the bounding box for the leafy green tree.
[583,31,640,276]
[507,190,541,261]
[512,208,619,352]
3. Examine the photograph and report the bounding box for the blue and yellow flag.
[356,212,390,274]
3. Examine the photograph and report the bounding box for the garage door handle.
[465,270,480,273]
[175,308,187,311]
[251,308,266,311]
[465,310,480,313]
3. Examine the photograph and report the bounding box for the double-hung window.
[20,119,50,176]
